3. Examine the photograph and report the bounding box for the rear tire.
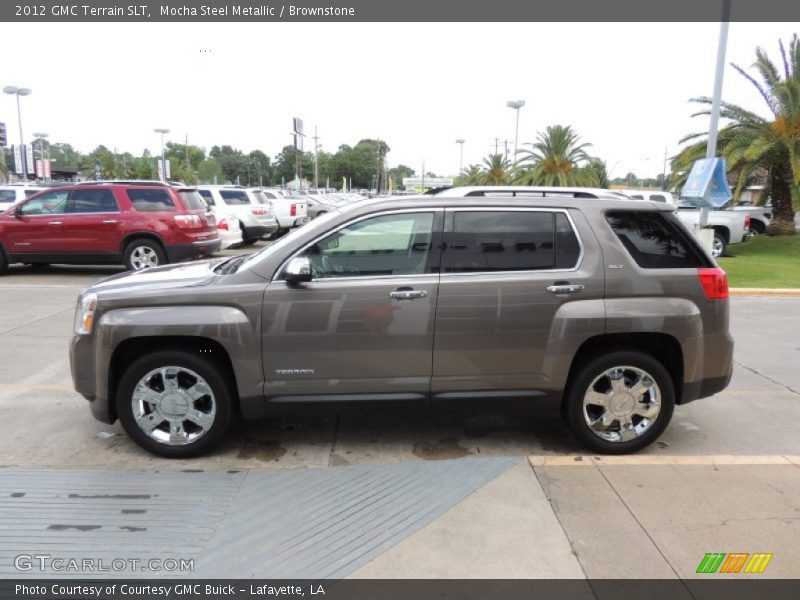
[123,239,166,271]
[711,232,727,258]
[0,251,7,275]
[563,350,675,454]
[116,350,233,458]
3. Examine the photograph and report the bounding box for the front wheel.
[563,351,675,454]
[116,351,233,458]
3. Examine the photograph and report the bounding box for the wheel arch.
[119,232,167,255]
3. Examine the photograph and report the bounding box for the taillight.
[251,207,267,216]
[744,215,750,231]
[290,203,297,217]
[173,214,201,228]
[698,267,729,300]
[217,219,229,231]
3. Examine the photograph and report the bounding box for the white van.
[196,185,278,245]
[0,184,50,211]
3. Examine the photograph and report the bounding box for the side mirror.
[284,256,312,284]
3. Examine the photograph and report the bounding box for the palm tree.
[513,125,599,187]
[677,35,800,235]
[456,164,483,186]
[480,153,510,185]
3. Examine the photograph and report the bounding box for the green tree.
[587,158,609,188]
[513,125,598,186]
[455,164,483,186]
[677,36,800,235]
[197,158,223,184]
[387,164,415,189]
[481,153,511,185]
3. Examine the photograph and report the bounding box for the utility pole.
[662,146,669,191]
[312,126,320,190]
[494,137,499,155]
[185,133,190,173]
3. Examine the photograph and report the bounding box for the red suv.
[0,181,221,272]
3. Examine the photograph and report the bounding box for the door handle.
[546,284,585,294]
[102,220,118,224]
[389,289,428,300]
[48,221,62,225]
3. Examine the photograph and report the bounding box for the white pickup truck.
[617,192,749,257]
[675,200,749,257]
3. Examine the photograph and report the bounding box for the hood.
[87,258,224,295]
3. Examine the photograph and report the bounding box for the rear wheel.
[711,232,727,258]
[123,239,166,271]
[0,251,7,275]
[563,350,675,454]
[116,350,232,458]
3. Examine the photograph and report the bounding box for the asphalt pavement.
[0,252,798,580]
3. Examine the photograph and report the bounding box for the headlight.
[74,293,98,335]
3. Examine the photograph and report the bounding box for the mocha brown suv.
[70,189,733,457]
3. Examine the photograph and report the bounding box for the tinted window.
[18,191,69,215]
[68,189,119,213]
[0,190,15,203]
[127,189,175,212]
[24,189,42,198]
[220,190,250,205]
[197,190,215,206]
[445,211,574,272]
[555,213,581,269]
[649,194,666,203]
[178,190,206,210]
[300,212,435,278]
[606,211,708,269]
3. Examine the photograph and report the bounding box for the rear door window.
[443,210,581,272]
[606,210,709,268]
[67,189,119,213]
[127,189,175,212]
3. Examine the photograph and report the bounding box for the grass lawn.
[717,235,800,288]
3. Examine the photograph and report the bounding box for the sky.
[2,21,798,179]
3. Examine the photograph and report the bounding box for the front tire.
[116,351,233,458]
[563,351,675,454]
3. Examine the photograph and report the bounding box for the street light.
[4,86,32,180]
[506,100,525,162]
[153,128,170,181]
[455,139,465,174]
[33,132,48,180]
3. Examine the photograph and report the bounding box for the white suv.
[0,184,50,211]
[258,189,309,235]
[196,185,278,246]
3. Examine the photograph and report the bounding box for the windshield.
[238,207,347,272]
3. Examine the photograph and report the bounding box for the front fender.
[93,305,262,413]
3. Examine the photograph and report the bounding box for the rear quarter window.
[177,190,206,211]
[606,210,710,269]
[126,189,175,212]
[220,190,251,205]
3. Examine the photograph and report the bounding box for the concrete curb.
[730,288,800,297]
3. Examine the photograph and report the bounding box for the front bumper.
[70,334,114,424]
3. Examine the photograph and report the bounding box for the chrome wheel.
[582,366,661,443]
[131,366,217,446]
[711,235,724,258]
[129,245,160,270]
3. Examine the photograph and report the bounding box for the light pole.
[153,128,170,181]
[33,132,48,180]
[455,139,465,175]
[506,100,525,162]
[3,86,32,180]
